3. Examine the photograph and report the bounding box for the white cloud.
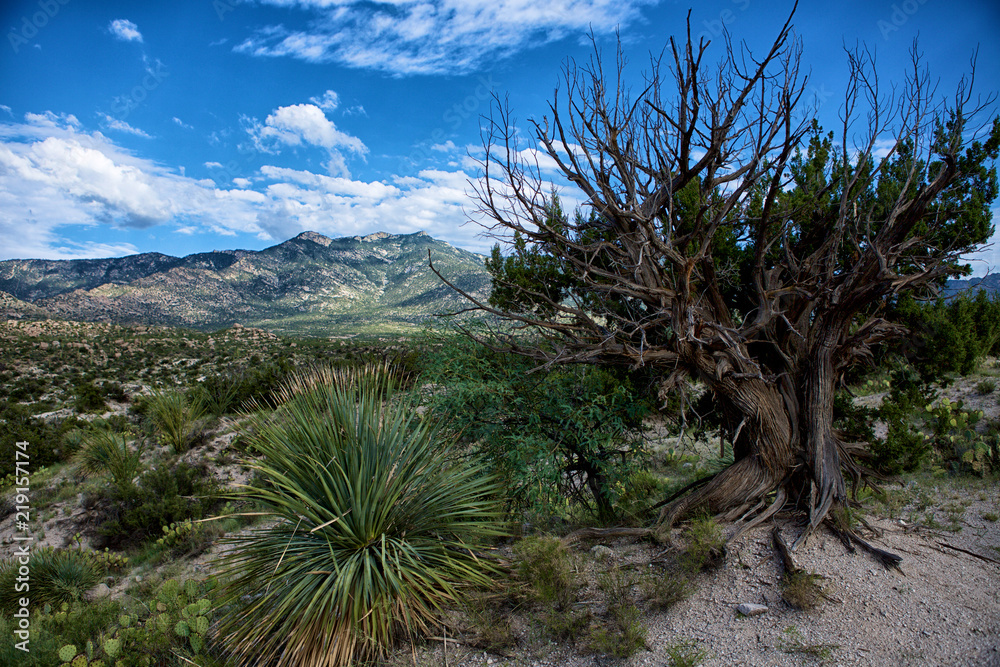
[172,117,194,130]
[109,19,143,43]
[235,0,657,75]
[0,112,494,259]
[204,161,224,169]
[245,102,366,176]
[309,90,340,111]
[98,113,152,138]
[0,105,11,116]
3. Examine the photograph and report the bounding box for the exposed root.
[655,456,779,538]
[560,526,655,546]
[729,488,787,544]
[824,518,903,570]
[773,526,836,609]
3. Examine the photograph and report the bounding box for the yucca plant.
[0,547,101,612]
[215,364,502,667]
[146,388,206,453]
[74,428,144,495]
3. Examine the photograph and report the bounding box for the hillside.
[942,273,1000,299]
[0,231,489,336]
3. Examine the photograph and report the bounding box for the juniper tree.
[433,8,1000,553]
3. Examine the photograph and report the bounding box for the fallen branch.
[936,541,1000,566]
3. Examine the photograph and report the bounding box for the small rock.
[591,545,614,560]
[736,603,768,617]
[89,583,111,600]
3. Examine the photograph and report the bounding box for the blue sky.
[1,0,998,274]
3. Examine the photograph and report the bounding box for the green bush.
[420,333,654,523]
[891,291,1000,381]
[144,389,206,453]
[589,565,646,658]
[0,600,121,667]
[55,578,220,667]
[678,514,726,573]
[215,364,501,667]
[94,462,221,549]
[196,358,295,415]
[0,402,82,478]
[74,381,107,413]
[0,548,101,613]
[74,428,144,495]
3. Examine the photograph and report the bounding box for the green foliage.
[778,625,839,661]
[195,358,294,415]
[642,568,693,610]
[73,428,144,495]
[0,401,82,477]
[0,600,121,667]
[663,638,710,667]
[891,291,1000,382]
[588,565,646,658]
[781,570,827,610]
[678,515,726,573]
[420,333,653,522]
[513,536,592,644]
[55,578,219,667]
[94,462,221,549]
[144,388,206,453]
[73,380,107,413]
[514,536,580,611]
[0,548,101,613]
[215,364,502,667]
[843,366,933,475]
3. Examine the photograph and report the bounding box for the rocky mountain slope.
[0,231,489,336]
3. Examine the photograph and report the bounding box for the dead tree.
[433,8,1000,551]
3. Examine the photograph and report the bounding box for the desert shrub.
[215,364,501,667]
[420,332,654,523]
[0,402,82,477]
[196,358,294,415]
[145,389,207,453]
[588,565,646,658]
[0,599,121,667]
[642,568,693,610]
[977,379,997,395]
[73,428,144,495]
[860,366,934,475]
[0,547,101,613]
[781,570,827,610]
[54,578,221,667]
[890,291,1000,381]
[515,536,579,611]
[73,380,107,413]
[678,514,726,573]
[95,462,221,549]
[513,535,591,643]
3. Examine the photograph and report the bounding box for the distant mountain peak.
[357,231,392,242]
[295,231,333,247]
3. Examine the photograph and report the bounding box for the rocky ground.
[386,494,1000,667]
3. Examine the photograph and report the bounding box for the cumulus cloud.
[245,102,366,176]
[0,112,495,259]
[109,19,143,43]
[235,0,657,75]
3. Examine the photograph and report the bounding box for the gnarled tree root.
[823,518,903,570]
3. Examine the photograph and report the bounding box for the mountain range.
[0,231,491,336]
